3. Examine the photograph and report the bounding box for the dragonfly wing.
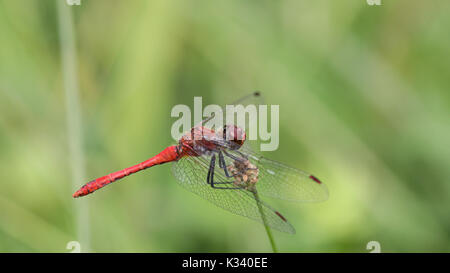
[226,143,329,202]
[171,154,295,234]
[200,91,264,130]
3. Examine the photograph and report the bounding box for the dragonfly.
[73,92,328,234]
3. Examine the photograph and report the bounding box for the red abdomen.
[73,145,179,198]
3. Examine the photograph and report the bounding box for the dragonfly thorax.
[178,125,246,156]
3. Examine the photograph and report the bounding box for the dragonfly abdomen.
[73,145,180,198]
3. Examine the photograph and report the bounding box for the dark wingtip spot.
[309,175,322,184]
[254,91,261,96]
[275,211,287,222]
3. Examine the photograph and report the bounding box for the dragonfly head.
[221,124,246,149]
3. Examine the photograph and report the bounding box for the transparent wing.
[200,91,264,129]
[224,143,329,202]
[171,153,296,234]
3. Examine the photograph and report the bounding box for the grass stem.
[57,0,90,252]
[253,191,278,253]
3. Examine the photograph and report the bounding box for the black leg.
[210,154,234,183]
[218,151,225,168]
[207,154,241,189]
[222,150,258,173]
[207,155,213,184]
[218,150,256,177]
[218,151,235,178]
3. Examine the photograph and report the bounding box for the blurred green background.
[1,0,449,252]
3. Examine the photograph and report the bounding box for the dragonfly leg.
[220,150,259,174]
[218,151,235,178]
[210,154,234,183]
[222,150,246,162]
[207,154,241,190]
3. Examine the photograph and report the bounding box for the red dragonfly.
[73,93,328,233]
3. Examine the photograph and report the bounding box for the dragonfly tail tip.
[72,189,84,198]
